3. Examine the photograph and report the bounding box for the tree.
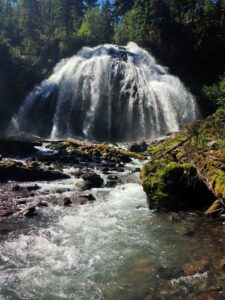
[17,0,42,40]
[55,0,84,37]
[78,6,113,45]
[114,7,145,44]
[113,0,135,17]
[101,0,114,42]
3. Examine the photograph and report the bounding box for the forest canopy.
[0,0,225,133]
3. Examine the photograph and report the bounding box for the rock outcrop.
[0,161,69,182]
[141,110,225,213]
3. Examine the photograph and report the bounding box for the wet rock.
[0,160,70,182]
[37,201,48,207]
[157,266,183,279]
[101,167,109,173]
[105,180,119,188]
[24,206,37,217]
[136,204,146,209]
[117,155,131,163]
[76,194,96,205]
[12,184,21,192]
[0,210,13,217]
[74,169,85,177]
[128,140,148,153]
[182,259,209,276]
[0,140,40,156]
[80,172,103,189]
[63,197,72,206]
[106,175,120,187]
[27,184,40,191]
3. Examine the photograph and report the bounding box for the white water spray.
[13,42,199,142]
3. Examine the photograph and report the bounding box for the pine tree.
[55,0,84,37]
[113,0,134,17]
[17,0,42,39]
[101,0,114,42]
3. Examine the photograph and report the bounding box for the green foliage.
[114,7,145,44]
[0,0,224,132]
[78,6,113,45]
[202,74,225,110]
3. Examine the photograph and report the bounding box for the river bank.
[141,109,225,218]
[0,117,225,299]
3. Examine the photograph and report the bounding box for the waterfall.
[12,42,199,142]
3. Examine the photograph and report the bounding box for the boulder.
[24,206,37,217]
[141,160,215,212]
[80,171,103,189]
[76,194,96,205]
[62,197,72,206]
[0,140,40,157]
[128,140,148,153]
[181,259,208,276]
[12,184,21,191]
[37,201,48,207]
[27,184,41,191]
[0,161,70,182]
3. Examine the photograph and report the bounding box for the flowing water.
[11,43,198,142]
[2,42,224,299]
[0,161,224,300]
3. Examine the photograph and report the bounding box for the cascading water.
[13,42,199,142]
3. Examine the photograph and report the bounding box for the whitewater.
[13,42,198,142]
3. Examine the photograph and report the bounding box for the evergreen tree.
[114,7,144,44]
[17,0,42,39]
[78,6,113,45]
[113,0,134,17]
[55,0,84,37]
[102,0,114,41]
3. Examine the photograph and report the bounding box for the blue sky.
[98,0,113,6]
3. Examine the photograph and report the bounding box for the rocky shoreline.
[1,111,225,221]
[0,138,147,219]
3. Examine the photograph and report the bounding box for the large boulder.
[0,140,40,157]
[141,159,215,212]
[0,161,70,182]
[80,171,103,189]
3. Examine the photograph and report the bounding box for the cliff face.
[141,110,225,214]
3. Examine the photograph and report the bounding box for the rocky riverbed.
[0,138,146,219]
[0,132,224,299]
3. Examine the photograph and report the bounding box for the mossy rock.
[147,132,189,158]
[141,159,214,212]
[142,110,225,212]
[61,139,146,162]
